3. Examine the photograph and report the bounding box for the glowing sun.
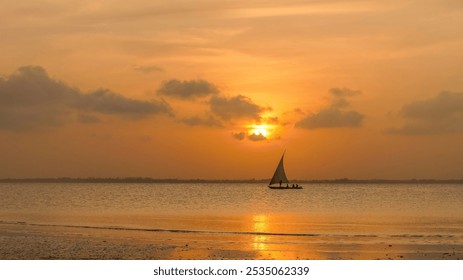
[250,124,269,137]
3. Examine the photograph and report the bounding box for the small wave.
[0,220,459,239]
[0,220,322,237]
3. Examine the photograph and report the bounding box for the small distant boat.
[268,151,303,189]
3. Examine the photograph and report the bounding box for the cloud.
[296,87,364,129]
[156,79,219,99]
[400,91,463,121]
[388,91,463,134]
[296,108,364,129]
[247,133,267,141]
[180,115,223,127]
[73,89,173,118]
[0,104,70,131]
[232,132,246,140]
[77,114,100,124]
[231,131,267,141]
[209,95,270,121]
[133,65,164,73]
[0,66,75,106]
[262,116,279,124]
[329,87,361,98]
[0,65,173,131]
[225,2,388,19]
[153,77,272,137]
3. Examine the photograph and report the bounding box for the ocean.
[1,182,463,259]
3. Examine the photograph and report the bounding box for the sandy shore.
[1,222,462,260]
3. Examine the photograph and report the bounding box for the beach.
[1,220,462,260]
[1,182,463,260]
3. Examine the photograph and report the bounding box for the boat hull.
[268,186,303,189]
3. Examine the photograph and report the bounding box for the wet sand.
[1,222,462,260]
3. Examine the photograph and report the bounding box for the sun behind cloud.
[247,123,281,141]
[251,124,269,137]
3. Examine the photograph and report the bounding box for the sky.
[1,0,463,180]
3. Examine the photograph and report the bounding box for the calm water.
[1,183,463,238]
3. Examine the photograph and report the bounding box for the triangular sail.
[269,152,289,185]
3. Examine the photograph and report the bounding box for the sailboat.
[268,151,303,189]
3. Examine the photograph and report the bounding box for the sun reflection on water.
[252,214,269,251]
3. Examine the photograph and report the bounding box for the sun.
[250,124,269,137]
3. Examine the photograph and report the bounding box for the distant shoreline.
[1,177,463,184]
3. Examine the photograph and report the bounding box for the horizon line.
[1,177,463,184]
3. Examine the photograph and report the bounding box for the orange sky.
[1,0,463,179]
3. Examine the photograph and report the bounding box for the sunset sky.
[1,0,463,179]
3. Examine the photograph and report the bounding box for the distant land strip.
[1,178,463,184]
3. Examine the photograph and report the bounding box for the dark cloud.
[153,77,272,137]
[156,79,219,99]
[0,104,70,131]
[329,87,361,98]
[232,132,246,140]
[262,116,279,124]
[0,66,75,106]
[210,95,270,121]
[296,108,364,129]
[247,133,267,141]
[231,131,268,141]
[232,131,268,142]
[388,91,463,134]
[73,89,173,118]
[296,87,364,129]
[0,65,173,131]
[400,91,463,120]
[180,115,223,127]
[293,108,305,115]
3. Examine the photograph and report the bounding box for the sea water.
[1,182,463,233]
[1,182,463,259]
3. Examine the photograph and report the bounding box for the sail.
[269,152,289,185]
